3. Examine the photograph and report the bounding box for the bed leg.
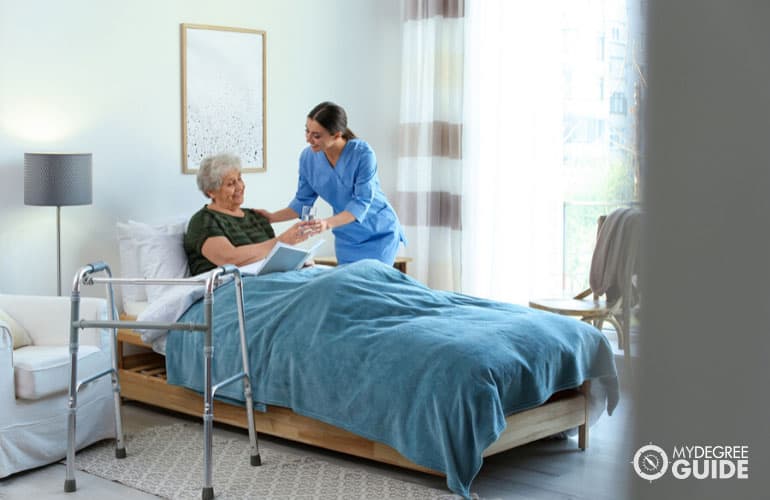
[578,380,590,450]
[578,421,588,450]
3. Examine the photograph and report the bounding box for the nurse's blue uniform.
[288,139,405,265]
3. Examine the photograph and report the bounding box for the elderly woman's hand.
[277,222,311,246]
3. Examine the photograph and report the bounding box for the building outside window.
[610,92,628,114]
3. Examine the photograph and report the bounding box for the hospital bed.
[66,252,618,499]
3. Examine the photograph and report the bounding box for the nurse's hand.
[299,219,328,236]
[253,208,274,222]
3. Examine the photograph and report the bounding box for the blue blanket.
[166,260,618,498]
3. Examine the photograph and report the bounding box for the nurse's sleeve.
[344,148,377,221]
[288,151,319,215]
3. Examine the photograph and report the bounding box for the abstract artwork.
[181,24,266,173]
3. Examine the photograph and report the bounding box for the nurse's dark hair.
[308,101,357,140]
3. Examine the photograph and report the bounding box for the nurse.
[259,101,405,265]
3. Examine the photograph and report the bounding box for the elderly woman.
[184,153,311,275]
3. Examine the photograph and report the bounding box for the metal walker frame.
[64,261,260,500]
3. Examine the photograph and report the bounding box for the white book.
[239,239,325,276]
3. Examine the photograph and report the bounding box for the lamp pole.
[56,205,61,296]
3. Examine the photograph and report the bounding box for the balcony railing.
[562,200,638,293]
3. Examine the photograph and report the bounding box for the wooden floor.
[469,397,633,499]
[0,382,633,500]
[302,389,635,500]
[263,394,634,500]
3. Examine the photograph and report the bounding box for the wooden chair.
[529,210,641,376]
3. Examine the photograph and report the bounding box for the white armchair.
[0,294,116,478]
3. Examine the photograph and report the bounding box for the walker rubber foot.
[251,454,261,466]
[64,479,77,492]
[202,486,214,500]
[116,447,127,459]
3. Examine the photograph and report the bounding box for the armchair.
[0,294,115,478]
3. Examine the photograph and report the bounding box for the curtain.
[395,0,465,290]
[461,0,644,305]
[461,1,565,304]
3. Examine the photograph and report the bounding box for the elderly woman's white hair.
[196,153,242,198]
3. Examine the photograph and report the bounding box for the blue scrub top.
[288,139,405,265]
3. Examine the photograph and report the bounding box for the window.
[610,92,627,114]
[597,35,605,61]
[564,116,606,144]
[609,56,625,78]
[462,0,645,303]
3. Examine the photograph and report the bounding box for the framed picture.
[181,24,266,173]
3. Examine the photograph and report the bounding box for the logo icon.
[633,443,669,481]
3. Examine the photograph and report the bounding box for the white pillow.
[117,225,145,303]
[136,232,191,303]
[117,219,188,307]
[0,307,32,349]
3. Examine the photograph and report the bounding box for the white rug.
[71,423,456,499]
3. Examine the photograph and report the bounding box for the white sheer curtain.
[395,0,465,290]
[461,0,644,304]
[462,1,565,304]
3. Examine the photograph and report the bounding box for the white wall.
[0,0,402,296]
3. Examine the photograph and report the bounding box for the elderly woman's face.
[208,169,244,209]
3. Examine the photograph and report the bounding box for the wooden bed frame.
[116,325,591,477]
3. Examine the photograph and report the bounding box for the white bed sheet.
[133,261,334,354]
[123,300,149,318]
[134,276,210,354]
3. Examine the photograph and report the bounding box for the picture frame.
[180,23,266,174]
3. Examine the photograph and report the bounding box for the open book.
[240,239,325,276]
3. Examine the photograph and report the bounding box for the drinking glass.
[301,205,317,235]
[301,205,317,222]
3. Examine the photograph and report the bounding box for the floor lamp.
[24,153,93,296]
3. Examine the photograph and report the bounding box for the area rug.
[71,423,456,499]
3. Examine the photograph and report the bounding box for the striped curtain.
[395,0,465,290]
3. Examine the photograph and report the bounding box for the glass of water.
[301,205,317,235]
[301,205,317,222]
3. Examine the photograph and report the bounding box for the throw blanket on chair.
[589,207,642,305]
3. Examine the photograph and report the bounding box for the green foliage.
[561,155,638,293]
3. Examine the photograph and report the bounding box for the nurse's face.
[305,118,340,152]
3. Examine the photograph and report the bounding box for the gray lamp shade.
[24,153,93,206]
